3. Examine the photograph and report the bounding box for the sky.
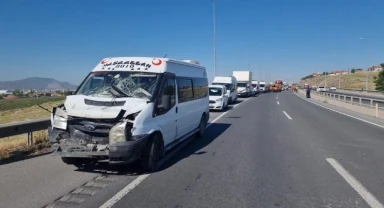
[0,0,383,85]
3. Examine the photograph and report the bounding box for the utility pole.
[360,38,369,90]
[338,74,341,89]
[212,0,217,77]
[248,42,257,71]
[325,73,327,88]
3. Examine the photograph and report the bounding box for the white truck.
[259,81,266,93]
[233,71,252,97]
[212,76,238,103]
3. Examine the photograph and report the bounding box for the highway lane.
[0,98,248,208]
[105,92,383,208]
[3,93,384,208]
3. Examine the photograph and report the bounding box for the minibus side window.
[177,79,193,103]
[156,78,176,115]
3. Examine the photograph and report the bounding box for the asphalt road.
[2,92,384,208]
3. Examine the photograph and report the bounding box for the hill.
[0,77,77,90]
[298,72,379,89]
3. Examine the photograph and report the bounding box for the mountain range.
[0,77,77,90]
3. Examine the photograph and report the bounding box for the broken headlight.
[51,105,67,130]
[109,122,127,145]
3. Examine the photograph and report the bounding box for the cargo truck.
[233,71,253,97]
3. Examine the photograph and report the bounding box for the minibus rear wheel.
[196,115,207,137]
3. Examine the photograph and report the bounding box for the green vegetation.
[298,72,379,89]
[0,96,65,112]
[350,68,363,74]
[373,64,384,91]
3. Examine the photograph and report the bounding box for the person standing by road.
[306,86,311,98]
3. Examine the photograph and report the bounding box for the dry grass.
[299,72,379,89]
[0,100,63,124]
[0,130,49,160]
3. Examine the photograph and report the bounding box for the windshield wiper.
[111,85,132,98]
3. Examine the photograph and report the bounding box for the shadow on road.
[75,123,231,175]
[0,150,53,166]
[156,123,231,172]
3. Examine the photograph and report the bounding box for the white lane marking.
[233,98,249,108]
[99,99,248,208]
[277,101,280,105]
[326,158,384,208]
[99,174,150,208]
[276,96,278,99]
[295,93,384,129]
[283,111,292,120]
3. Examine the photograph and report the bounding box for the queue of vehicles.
[48,57,281,171]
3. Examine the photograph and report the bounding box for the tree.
[322,72,329,75]
[374,70,384,91]
[381,63,384,69]
[0,94,3,99]
[13,89,23,97]
[351,69,356,73]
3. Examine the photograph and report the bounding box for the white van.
[212,76,237,104]
[259,81,266,93]
[48,57,209,171]
[251,80,259,95]
[208,85,228,111]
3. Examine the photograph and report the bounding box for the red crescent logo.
[101,58,111,65]
[152,59,162,66]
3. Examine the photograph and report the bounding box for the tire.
[196,115,207,138]
[140,134,161,172]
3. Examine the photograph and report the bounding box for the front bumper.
[238,92,249,97]
[49,127,151,165]
[209,100,223,109]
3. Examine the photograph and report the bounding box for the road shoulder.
[295,92,384,128]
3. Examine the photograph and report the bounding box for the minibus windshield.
[77,71,160,100]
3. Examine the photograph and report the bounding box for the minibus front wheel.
[140,133,162,172]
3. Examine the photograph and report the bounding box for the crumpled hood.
[64,95,148,119]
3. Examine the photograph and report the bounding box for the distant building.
[0,90,13,95]
[329,70,349,76]
[312,72,321,77]
[368,65,383,72]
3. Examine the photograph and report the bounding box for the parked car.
[329,87,337,91]
[208,85,228,111]
[317,86,326,92]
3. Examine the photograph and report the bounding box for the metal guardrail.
[338,88,384,95]
[314,91,384,110]
[0,118,50,146]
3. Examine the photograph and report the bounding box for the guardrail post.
[27,132,33,146]
[351,96,353,104]
[344,95,346,103]
[359,98,362,106]
[371,99,373,108]
[376,103,379,118]
[338,94,340,101]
